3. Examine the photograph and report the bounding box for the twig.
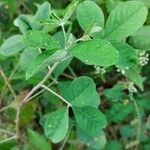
[0,63,19,106]
[0,66,17,101]
[0,135,17,144]
[0,105,14,114]
[41,85,71,107]
[68,66,77,78]
[25,80,57,102]
[61,24,67,49]
[15,105,21,140]
[62,73,74,80]
[14,62,59,142]
[22,62,59,104]
[0,128,15,136]
[129,93,141,149]
[59,134,69,150]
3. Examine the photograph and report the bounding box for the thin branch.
[0,63,19,106]
[129,93,141,147]
[15,105,21,140]
[25,80,57,102]
[0,128,15,136]
[68,66,77,78]
[59,134,69,150]
[22,62,59,104]
[0,66,17,101]
[0,136,17,144]
[62,73,74,80]
[41,85,71,107]
[61,24,67,48]
[0,105,14,114]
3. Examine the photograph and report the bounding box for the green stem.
[61,24,67,48]
[41,85,71,107]
[22,62,59,104]
[0,66,17,102]
[130,93,141,144]
[68,66,77,78]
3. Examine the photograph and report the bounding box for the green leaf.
[104,1,148,41]
[69,39,119,66]
[63,1,79,23]
[44,107,69,143]
[23,30,60,50]
[14,15,42,33]
[53,56,73,78]
[25,50,67,79]
[106,0,122,13]
[106,102,134,123]
[20,48,40,71]
[129,26,150,51]
[28,129,52,150]
[0,35,26,56]
[0,138,16,149]
[73,106,107,135]
[124,65,144,90]
[111,42,138,68]
[78,128,106,149]
[59,76,100,108]
[76,0,104,31]
[120,125,136,138]
[104,140,123,150]
[35,2,51,21]
[104,83,124,101]
[53,31,76,49]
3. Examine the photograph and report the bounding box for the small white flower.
[139,50,149,66]
[128,82,137,93]
[94,66,106,74]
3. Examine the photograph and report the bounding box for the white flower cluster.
[116,65,129,75]
[139,51,149,66]
[128,82,137,93]
[94,66,106,74]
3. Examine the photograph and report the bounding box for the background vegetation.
[0,0,150,150]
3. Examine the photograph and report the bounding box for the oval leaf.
[129,26,150,51]
[111,41,138,68]
[73,106,107,135]
[69,39,119,66]
[104,1,148,41]
[20,48,40,71]
[35,2,51,21]
[23,30,60,50]
[44,107,69,143]
[28,129,52,150]
[76,1,104,31]
[25,50,67,79]
[0,35,25,56]
[59,76,100,108]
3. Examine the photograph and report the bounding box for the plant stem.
[14,62,59,141]
[0,128,15,136]
[68,66,77,78]
[41,85,71,107]
[22,62,59,104]
[59,133,69,150]
[130,93,141,145]
[61,24,67,48]
[0,136,17,144]
[62,73,74,80]
[25,80,57,102]
[15,106,21,140]
[0,105,14,113]
[0,66,17,102]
